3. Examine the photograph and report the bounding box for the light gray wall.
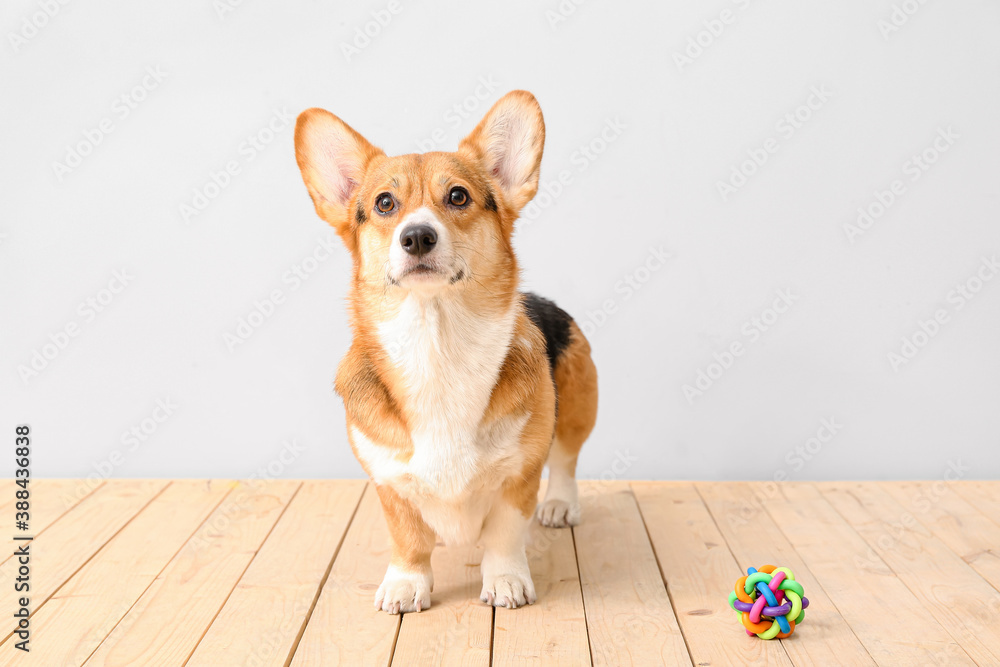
[3,0,998,481]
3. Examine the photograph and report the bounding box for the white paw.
[480,572,537,609]
[374,565,433,614]
[536,498,580,528]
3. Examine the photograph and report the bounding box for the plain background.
[2,0,998,481]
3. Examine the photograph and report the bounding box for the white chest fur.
[352,296,528,544]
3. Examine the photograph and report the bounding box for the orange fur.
[551,321,599,471]
[375,483,436,571]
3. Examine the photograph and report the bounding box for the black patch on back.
[356,204,366,225]
[522,292,572,376]
[484,189,498,213]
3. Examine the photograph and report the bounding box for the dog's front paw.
[536,498,580,528]
[480,572,537,609]
[374,565,433,614]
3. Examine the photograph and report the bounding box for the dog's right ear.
[294,108,383,238]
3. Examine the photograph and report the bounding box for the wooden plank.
[0,479,103,583]
[84,480,300,667]
[390,542,491,666]
[0,478,113,635]
[24,479,103,527]
[820,482,1000,665]
[0,479,13,503]
[761,482,974,666]
[188,480,367,667]
[289,485,400,667]
[574,481,690,667]
[3,478,993,665]
[696,482,875,666]
[0,477,96,511]
[44,478,107,517]
[491,511,590,665]
[882,482,1000,595]
[631,482,792,667]
[1,479,104,555]
[0,479,168,640]
[3,480,230,665]
[952,481,1000,527]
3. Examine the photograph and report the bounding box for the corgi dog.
[294,90,598,613]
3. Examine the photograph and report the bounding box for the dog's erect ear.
[459,90,545,212]
[295,108,383,236]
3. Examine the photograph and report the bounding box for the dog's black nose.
[400,224,438,256]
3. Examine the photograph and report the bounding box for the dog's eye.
[374,193,395,215]
[448,187,469,208]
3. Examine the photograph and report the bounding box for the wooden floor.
[3,480,1000,666]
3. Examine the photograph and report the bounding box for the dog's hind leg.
[537,321,598,528]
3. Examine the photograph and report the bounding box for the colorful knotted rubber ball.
[728,565,809,639]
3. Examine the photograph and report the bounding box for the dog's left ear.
[295,108,383,241]
[459,90,545,212]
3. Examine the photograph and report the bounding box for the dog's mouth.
[391,264,465,287]
[404,264,436,276]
